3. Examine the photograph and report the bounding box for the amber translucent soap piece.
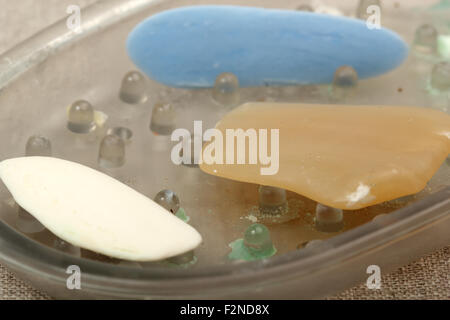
[199,103,450,210]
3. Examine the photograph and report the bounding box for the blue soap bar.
[127,6,409,88]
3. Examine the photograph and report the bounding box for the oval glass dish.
[0,0,449,299]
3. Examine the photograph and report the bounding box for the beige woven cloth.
[0,0,449,300]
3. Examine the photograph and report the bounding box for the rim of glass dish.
[0,0,449,294]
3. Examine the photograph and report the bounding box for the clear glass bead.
[149,102,176,136]
[107,127,133,143]
[98,134,125,168]
[314,203,344,232]
[67,100,96,134]
[25,135,52,156]
[154,189,180,214]
[212,72,240,106]
[431,61,450,92]
[414,24,438,54]
[258,185,288,216]
[119,71,148,104]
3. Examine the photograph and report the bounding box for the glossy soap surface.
[127,5,409,88]
[200,103,450,210]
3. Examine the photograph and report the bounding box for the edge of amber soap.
[199,103,450,210]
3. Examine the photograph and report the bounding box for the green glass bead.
[243,223,274,255]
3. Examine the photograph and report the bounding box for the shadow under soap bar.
[199,103,450,210]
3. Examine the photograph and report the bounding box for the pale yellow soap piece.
[200,103,450,210]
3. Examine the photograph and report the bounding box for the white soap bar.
[0,157,202,261]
